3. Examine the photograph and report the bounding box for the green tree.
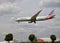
[4,33,13,43]
[50,34,56,43]
[28,34,36,43]
[33,37,37,42]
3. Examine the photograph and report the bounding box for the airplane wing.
[31,10,42,19]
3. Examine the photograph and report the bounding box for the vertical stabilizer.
[49,9,55,15]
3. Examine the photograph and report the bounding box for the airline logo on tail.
[46,10,55,19]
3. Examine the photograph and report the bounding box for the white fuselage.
[16,15,53,23]
[16,16,46,21]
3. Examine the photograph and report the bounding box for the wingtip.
[40,9,42,11]
[52,9,55,11]
[39,9,42,12]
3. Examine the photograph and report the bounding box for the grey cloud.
[0,0,24,17]
[43,2,60,8]
[0,8,20,16]
[0,0,23,4]
[0,3,22,16]
[0,35,4,41]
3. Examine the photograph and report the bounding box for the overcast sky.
[0,0,60,42]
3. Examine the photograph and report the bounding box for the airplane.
[16,9,55,23]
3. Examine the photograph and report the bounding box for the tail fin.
[49,9,55,15]
[46,9,55,19]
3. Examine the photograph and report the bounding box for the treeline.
[4,33,60,43]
